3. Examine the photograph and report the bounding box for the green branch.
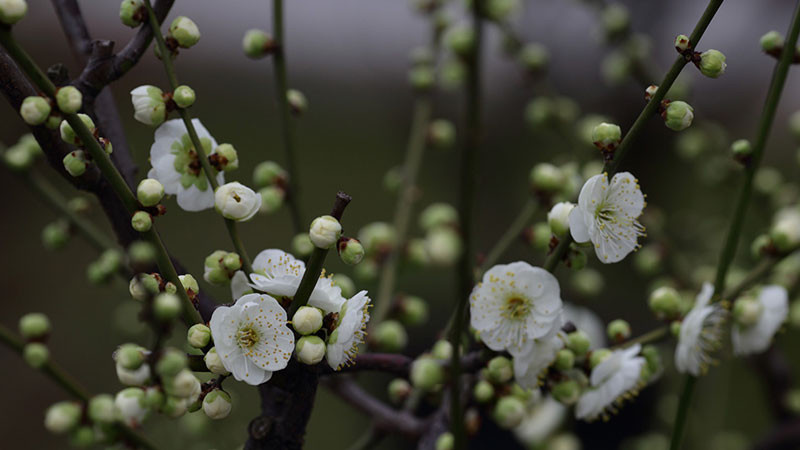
[478,199,538,276]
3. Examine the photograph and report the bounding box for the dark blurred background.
[1,0,800,449]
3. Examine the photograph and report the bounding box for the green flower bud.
[179,274,199,296]
[373,320,408,352]
[547,202,575,237]
[641,344,662,375]
[63,150,88,177]
[408,65,435,90]
[160,396,187,418]
[119,0,145,27]
[751,234,771,260]
[633,244,662,275]
[338,238,365,265]
[287,89,308,115]
[309,215,342,249]
[19,312,51,339]
[428,119,456,150]
[117,343,145,370]
[698,49,726,78]
[663,101,694,131]
[388,378,412,405]
[88,394,116,424]
[131,211,152,232]
[0,0,27,25]
[601,3,629,37]
[589,348,612,369]
[528,222,551,251]
[23,342,49,368]
[607,319,631,342]
[19,96,51,125]
[648,286,682,319]
[567,330,591,356]
[431,339,453,360]
[409,46,434,66]
[3,143,35,171]
[554,348,575,371]
[530,162,565,193]
[425,227,462,266]
[258,186,285,214]
[295,335,326,365]
[591,122,622,150]
[56,86,82,114]
[332,273,356,298]
[167,85,195,110]
[760,31,784,53]
[730,138,752,160]
[204,250,226,270]
[518,42,548,72]
[487,356,513,383]
[215,143,239,172]
[601,51,631,85]
[187,324,211,348]
[770,210,800,252]
[733,297,763,327]
[399,295,428,326]
[493,396,525,429]
[358,222,397,255]
[410,356,443,391]
[446,26,475,57]
[166,369,200,399]
[354,257,379,281]
[203,389,232,420]
[552,379,581,405]
[670,320,682,338]
[406,238,429,267]
[440,58,465,89]
[59,113,95,146]
[784,389,800,413]
[485,0,518,21]
[204,347,230,375]
[419,203,459,231]
[292,233,314,258]
[243,29,274,58]
[153,292,181,322]
[436,432,455,450]
[674,34,690,52]
[168,16,201,48]
[383,166,402,194]
[223,252,242,271]
[44,401,81,434]
[473,379,495,404]
[41,221,69,250]
[292,306,323,335]
[755,167,783,195]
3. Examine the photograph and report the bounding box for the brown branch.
[319,353,413,377]
[752,418,800,450]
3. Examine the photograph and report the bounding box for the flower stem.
[143,0,254,275]
[0,26,201,326]
[479,199,538,275]
[611,326,669,350]
[271,0,304,234]
[543,234,572,273]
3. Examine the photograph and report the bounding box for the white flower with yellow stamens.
[568,172,645,263]
[208,293,294,385]
[575,344,645,421]
[731,285,788,356]
[675,283,729,376]
[470,261,563,357]
[326,291,371,370]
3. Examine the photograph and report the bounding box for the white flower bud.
[114,388,148,428]
[44,401,81,434]
[214,182,262,221]
[19,96,51,125]
[137,178,164,207]
[169,16,201,48]
[116,360,151,386]
[309,215,342,249]
[130,85,166,126]
[771,208,800,252]
[425,227,462,266]
[168,369,200,398]
[547,202,575,237]
[295,335,326,365]
[202,389,232,420]
[187,324,211,348]
[88,394,116,424]
[56,86,82,114]
[59,113,95,146]
[0,0,27,25]
[292,306,323,335]
[153,292,181,321]
[204,347,230,375]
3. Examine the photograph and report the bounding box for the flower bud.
[419,203,459,231]
[56,86,82,114]
[309,215,342,249]
[388,378,412,404]
[116,360,150,386]
[214,143,239,172]
[116,343,145,370]
[215,182,261,221]
[431,339,453,360]
[733,297,763,327]
[436,432,454,450]
[0,0,27,25]
[518,42,548,72]
[354,258,379,281]
[59,114,95,147]
[473,379,495,403]
[446,26,475,57]
[566,330,591,356]
[204,347,230,375]
[398,295,428,326]
[292,233,315,258]
[648,286,681,319]
[529,163,565,193]
[338,238,365,265]
[485,0,518,21]
[633,244,662,275]
[130,85,166,126]
[153,292,181,322]
[486,356,513,384]
[160,396,187,418]
[770,209,800,252]
[2,143,35,171]
[178,274,199,296]
[607,319,631,342]
[63,150,89,177]
[258,186,285,214]
[428,119,456,150]
[589,348,612,368]
[44,401,81,434]
[552,379,580,405]
[155,348,188,378]
[332,273,356,298]
[291,306,323,336]
[358,222,397,255]
[172,85,195,108]
[203,389,232,420]
[243,29,274,58]
[296,335,326,365]
[287,89,307,115]
[119,0,145,27]
[760,31,784,53]
[167,369,200,398]
[373,320,408,352]
[19,312,51,339]
[410,356,443,391]
[253,161,287,188]
[129,276,152,301]
[674,34,690,52]
[128,244,155,270]
[663,101,694,131]
[493,396,525,429]
[601,3,629,37]
[554,348,575,371]
[426,227,462,266]
[670,320,682,338]
[88,394,115,424]
[131,211,152,232]
[591,122,622,151]
[731,139,752,161]
[169,16,201,48]
[23,342,49,368]
[115,388,148,427]
[41,221,69,250]
[547,202,575,237]
[186,324,211,348]
[19,96,51,125]
[698,49,726,78]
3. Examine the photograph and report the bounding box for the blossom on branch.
[575,343,645,421]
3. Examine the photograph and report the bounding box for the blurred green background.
[2,0,800,449]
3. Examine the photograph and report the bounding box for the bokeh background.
[2,0,800,449]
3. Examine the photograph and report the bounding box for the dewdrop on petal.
[19,96,51,125]
[309,215,342,249]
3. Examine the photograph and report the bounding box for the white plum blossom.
[209,293,295,385]
[326,290,371,370]
[514,394,568,447]
[470,261,563,357]
[147,118,225,211]
[575,344,645,421]
[230,270,252,301]
[512,324,565,389]
[215,182,262,221]
[130,85,166,126]
[568,172,645,263]
[675,283,729,376]
[732,285,788,356]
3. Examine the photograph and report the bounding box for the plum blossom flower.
[575,344,645,421]
[675,283,728,376]
[731,285,788,356]
[569,172,645,263]
[326,290,371,370]
[209,293,294,385]
[214,181,261,221]
[512,324,565,389]
[147,118,224,211]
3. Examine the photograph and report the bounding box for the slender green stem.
[272,0,304,234]
[611,326,668,351]
[479,199,537,276]
[143,0,254,275]
[543,234,572,273]
[0,26,200,326]
[671,4,800,449]
[289,246,328,318]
